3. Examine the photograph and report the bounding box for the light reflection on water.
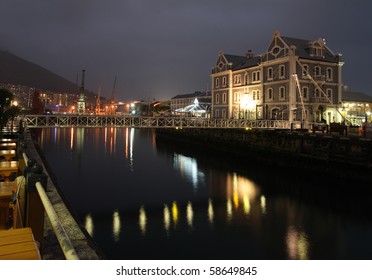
[35,128,372,260]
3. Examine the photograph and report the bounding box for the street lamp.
[240,93,256,119]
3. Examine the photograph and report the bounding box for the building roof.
[281,36,339,63]
[172,91,211,100]
[342,90,372,102]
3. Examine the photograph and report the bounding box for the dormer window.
[308,40,324,58]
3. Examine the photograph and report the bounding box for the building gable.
[212,51,247,73]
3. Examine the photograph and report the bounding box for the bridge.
[22,114,313,130]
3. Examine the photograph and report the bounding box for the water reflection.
[34,128,372,259]
[139,206,147,235]
[224,173,260,218]
[173,153,204,190]
[163,204,171,233]
[260,195,266,214]
[172,201,179,227]
[286,226,310,260]
[186,201,193,229]
[112,210,121,242]
[208,199,214,225]
[84,213,94,238]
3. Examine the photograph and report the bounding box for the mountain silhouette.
[0,50,80,93]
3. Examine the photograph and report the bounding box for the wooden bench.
[0,182,14,229]
[0,161,18,182]
[0,227,41,260]
[0,150,16,161]
[0,143,17,150]
[0,139,17,143]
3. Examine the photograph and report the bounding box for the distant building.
[171,91,211,117]
[341,86,372,125]
[211,31,344,123]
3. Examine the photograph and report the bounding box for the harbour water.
[33,127,372,260]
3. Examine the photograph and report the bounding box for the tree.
[0,88,16,133]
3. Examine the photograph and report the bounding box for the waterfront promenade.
[0,127,102,260]
[22,129,102,259]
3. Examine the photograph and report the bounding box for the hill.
[0,50,80,93]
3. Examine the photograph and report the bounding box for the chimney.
[246,50,254,59]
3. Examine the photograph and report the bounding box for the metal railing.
[22,114,317,130]
[22,152,79,260]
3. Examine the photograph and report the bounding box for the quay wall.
[21,128,102,259]
[156,128,372,184]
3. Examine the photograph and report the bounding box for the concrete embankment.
[156,128,372,185]
[21,129,103,260]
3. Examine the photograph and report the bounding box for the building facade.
[341,87,372,125]
[171,91,211,116]
[211,31,344,123]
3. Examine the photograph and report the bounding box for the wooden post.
[25,162,47,249]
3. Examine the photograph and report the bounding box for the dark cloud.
[0,0,371,100]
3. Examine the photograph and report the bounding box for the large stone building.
[211,31,344,123]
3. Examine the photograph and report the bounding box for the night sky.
[1,0,371,101]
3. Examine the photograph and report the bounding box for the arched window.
[302,86,309,101]
[302,65,309,78]
[279,65,285,79]
[279,86,286,101]
[314,66,321,76]
[267,67,273,81]
[222,77,227,86]
[326,68,333,81]
[268,88,273,101]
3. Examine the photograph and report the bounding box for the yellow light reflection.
[286,226,309,260]
[70,127,74,150]
[226,173,259,214]
[163,204,171,233]
[112,210,121,242]
[186,201,193,229]
[208,199,214,225]
[84,213,94,238]
[172,201,179,226]
[227,199,233,222]
[260,195,266,214]
[243,195,250,215]
[139,206,147,235]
